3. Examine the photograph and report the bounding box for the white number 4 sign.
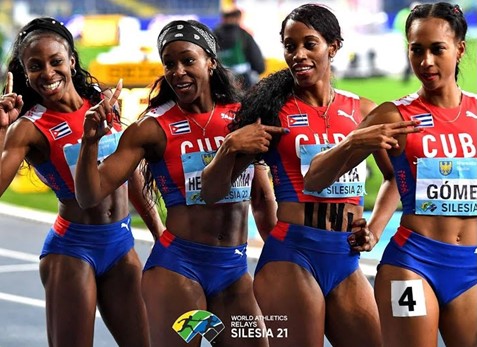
[391,279,427,317]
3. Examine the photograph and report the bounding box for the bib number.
[391,279,427,317]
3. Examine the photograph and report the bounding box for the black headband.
[157,20,217,59]
[18,17,75,48]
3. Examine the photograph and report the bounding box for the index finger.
[108,78,123,107]
[5,72,13,94]
[391,120,421,128]
[263,125,290,134]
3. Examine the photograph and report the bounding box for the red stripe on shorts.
[159,229,175,247]
[53,216,70,236]
[394,226,412,247]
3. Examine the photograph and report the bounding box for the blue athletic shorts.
[40,215,134,277]
[255,221,360,296]
[379,226,477,306]
[143,230,248,297]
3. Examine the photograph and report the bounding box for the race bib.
[64,131,123,180]
[181,151,254,205]
[300,144,366,198]
[415,157,477,216]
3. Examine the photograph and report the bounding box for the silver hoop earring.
[71,68,77,76]
[25,77,30,87]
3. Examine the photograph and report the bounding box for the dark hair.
[143,19,241,114]
[6,22,103,117]
[405,2,467,80]
[231,3,342,132]
[140,19,242,201]
[231,69,293,131]
[280,3,343,49]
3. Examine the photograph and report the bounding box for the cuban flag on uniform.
[169,120,191,135]
[49,121,72,140]
[288,113,309,127]
[411,113,434,128]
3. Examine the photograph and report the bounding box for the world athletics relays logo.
[173,310,225,344]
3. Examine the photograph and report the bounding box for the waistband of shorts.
[159,229,248,256]
[271,220,352,251]
[393,225,477,259]
[53,214,132,235]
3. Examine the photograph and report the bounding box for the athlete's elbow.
[75,191,99,209]
[200,190,221,205]
[303,173,323,192]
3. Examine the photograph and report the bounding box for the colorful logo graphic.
[420,201,437,213]
[439,160,452,176]
[173,310,225,343]
[201,152,215,166]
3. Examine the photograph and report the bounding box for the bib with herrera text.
[181,151,254,205]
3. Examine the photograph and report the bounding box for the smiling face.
[21,34,76,109]
[407,17,465,91]
[282,20,337,89]
[161,40,216,109]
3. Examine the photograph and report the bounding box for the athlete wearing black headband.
[18,17,75,48]
[157,20,217,58]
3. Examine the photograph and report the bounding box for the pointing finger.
[263,125,290,134]
[109,79,122,107]
[391,120,420,129]
[5,72,13,94]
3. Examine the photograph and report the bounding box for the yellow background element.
[80,15,123,47]
[90,57,287,88]
[10,164,49,193]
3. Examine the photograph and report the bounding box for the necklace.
[177,103,215,136]
[417,92,463,123]
[293,88,335,143]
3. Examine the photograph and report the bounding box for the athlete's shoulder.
[145,100,176,118]
[21,104,47,122]
[334,88,360,100]
[392,92,419,106]
[462,90,477,101]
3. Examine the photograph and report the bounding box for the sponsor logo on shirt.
[337,109,357,125]
[465,110,477,119]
